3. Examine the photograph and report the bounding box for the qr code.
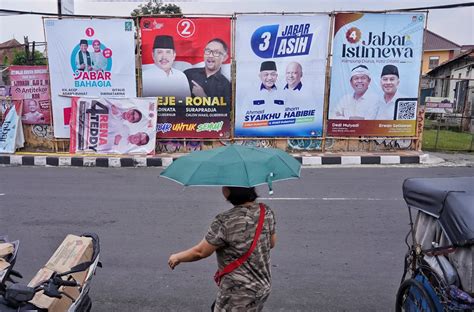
[396,99,417,120]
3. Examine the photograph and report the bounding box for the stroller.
[396,177,474,311]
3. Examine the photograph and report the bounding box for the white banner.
[70,97,157,155]
[45,19,137,138]
[235,15,329,137]
[0,101,24,153]
[327,13,425,137]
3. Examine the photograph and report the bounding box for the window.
[429,56,439,69]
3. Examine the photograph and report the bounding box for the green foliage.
[12,50,47,66]
[3,56,8,65]
[131,0,182,17]
[422,129,473,151]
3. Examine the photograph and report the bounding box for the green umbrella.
[160,144,301,194]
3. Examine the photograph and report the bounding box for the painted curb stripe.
[0,155,422,167]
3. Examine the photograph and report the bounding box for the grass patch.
[423,129,473,151]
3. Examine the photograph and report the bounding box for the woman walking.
[168,186,276,311]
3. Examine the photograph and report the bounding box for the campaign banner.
[328,13,425,136]
[234,15,329,137]
[425,96,454,113]
[45,19,137,138]
[70,97,157,155]
[0,101,24,153]
[0,85,11,115]
[10,65,51,125]
[140,17,231,139]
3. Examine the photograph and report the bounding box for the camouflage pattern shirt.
[205,202,276,311]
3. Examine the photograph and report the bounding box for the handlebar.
[1,232,101,309]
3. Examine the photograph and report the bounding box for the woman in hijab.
[168,186,276,311]
[91,39,107,71]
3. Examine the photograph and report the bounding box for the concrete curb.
[0,154,426,168]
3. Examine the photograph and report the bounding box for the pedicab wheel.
[396,278,437,312]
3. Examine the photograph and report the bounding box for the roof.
[424,29,461,51]
[0,39,24,65]
[426,49,474,75]
[0,39,23,50]
[461,44,474,51]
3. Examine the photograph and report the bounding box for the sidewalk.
[1,151,472,168]
[0,150,439,167]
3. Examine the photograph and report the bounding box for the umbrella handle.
[267,172,274,195]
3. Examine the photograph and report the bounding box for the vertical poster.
[45,19,137,138]
[327,13,425,136]
[0,85,11,114]
[10,65,51,125]
[140,17,231,139]
[70,97,157,155]
[234,15,329,137]
[0,101,24,153]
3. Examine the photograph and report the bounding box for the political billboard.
[140,17,231,139]
[234,14,329,137]
[45,19,137,138]
[10,65,51,125]
[70,97,157,155]
[327,13,425,136]
[0,101,24,153]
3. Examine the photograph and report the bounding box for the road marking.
[261,197,400,201]
[0,194,4,196]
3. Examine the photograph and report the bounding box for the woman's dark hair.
[226,187,258,206]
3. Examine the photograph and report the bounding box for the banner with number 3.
[234,14,329,137]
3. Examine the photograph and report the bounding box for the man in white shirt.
[375,65,408,120]
[95,131,150,154]
[22,99,45,124]
[110,104,142,124]
[75,39,93,72]
[330,65,378,120]
[284,62,303,91]
[252,61,285,106]
[142,35,190,101]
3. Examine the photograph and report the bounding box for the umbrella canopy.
[160,144,301,192]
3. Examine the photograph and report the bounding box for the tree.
[131,0,182,17]
[12,50,47,66]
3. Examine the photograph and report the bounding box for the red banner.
[10,65,51,125]
[140,17,231,139]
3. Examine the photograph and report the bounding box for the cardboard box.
[0,258,10,271]
[0,243,14,257]
[45,234,93,274]
[28,235,93,312]
[0,258,11,282]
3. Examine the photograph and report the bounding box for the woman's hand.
[168,240,217,270]
[168,254,180,270]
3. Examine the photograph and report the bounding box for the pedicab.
[396,177,474,311]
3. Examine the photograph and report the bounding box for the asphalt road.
[1,166,473,311]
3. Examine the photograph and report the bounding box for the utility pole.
[58,0,62,19]
[31,41,36,65]
[24,36,30,64]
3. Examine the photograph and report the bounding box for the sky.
[0,0,473,46]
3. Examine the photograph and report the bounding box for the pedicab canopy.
[403,177,474,247]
